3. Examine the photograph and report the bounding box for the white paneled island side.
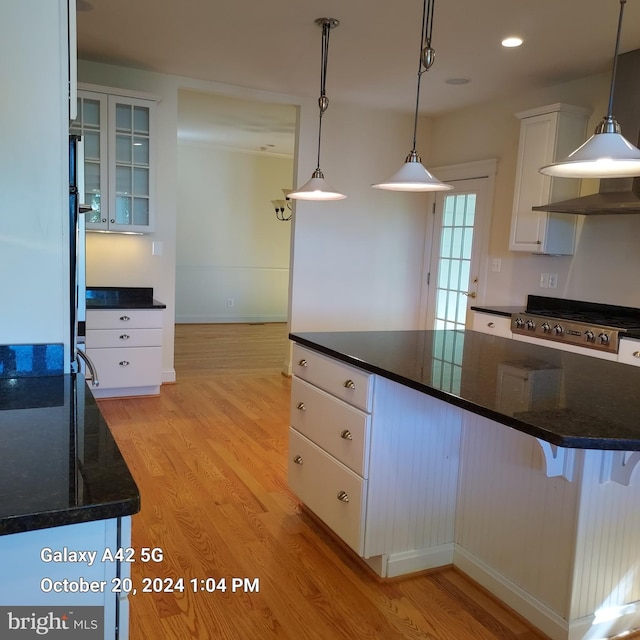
[288,330,640,640]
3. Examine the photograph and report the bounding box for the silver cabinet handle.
[298,359,308,367]
[119,315,131,321]
[119,334,130,340]
[293,455,303,465]
[337,491,350,503]
[487,322,495,328]
[119,360,130,366]
[340,429,353,440]
[344,379,356,389]
[634,351,640,358]
[296,402,306,411]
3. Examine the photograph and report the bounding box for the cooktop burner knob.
[553,324,564,336]
[526,319,536,331]
[541,322,551,333]
[515,317,525,329]
[598,333,610,345]
[584,330,595,343]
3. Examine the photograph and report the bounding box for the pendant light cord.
[316,21,332,171]
[606,0,626,118]
[411,0,435,154]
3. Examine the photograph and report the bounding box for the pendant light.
[288,18,346,201]
[372,0,452,192]
[540,0,640,178]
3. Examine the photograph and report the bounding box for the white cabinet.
[509,103,590,255]
[71,87,157,233]
[618,338,640,367]
[472,311,512,338]
[288,344,462,578]
[86,308,163,398]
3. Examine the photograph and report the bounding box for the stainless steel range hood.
[533,48,640,215]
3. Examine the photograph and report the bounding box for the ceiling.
[77,0,640,155]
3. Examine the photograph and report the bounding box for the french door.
[421,162,495,331]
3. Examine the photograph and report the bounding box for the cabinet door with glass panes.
[71,90,156,233]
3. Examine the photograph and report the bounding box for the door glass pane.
[432,192,478,332]
[84,131,100,161]
[133,107,149,134]
[115,104,132,132]
[83,99,101,127]
[116,166,132,195]
[133,198,149,226]
[115,196,131,224]
[133,138,149,165]
[116,135,132,164]
[133,168,149,196]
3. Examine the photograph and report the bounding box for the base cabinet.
[471,311,512,338]
[288,344,462,578]
[86,309,163,398]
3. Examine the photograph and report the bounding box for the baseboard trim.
[365,544,454,579]
[175,315,287,324]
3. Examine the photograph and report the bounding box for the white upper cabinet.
[71,87,157,233]
[509,104,591,255]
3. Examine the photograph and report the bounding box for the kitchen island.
[0,365,139,639]
[288,330,640,640]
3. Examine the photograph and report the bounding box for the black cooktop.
[525,296,640,330]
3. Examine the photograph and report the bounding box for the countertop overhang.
[0,374,140,535]
[290,330,640,451]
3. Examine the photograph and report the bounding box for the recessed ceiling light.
[502,36,523,48]
[445,78,471,85]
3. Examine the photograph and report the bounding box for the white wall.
[0,1,68,357]
[429,72,640,308]
[176,143,293,323]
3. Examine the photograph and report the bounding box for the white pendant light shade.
[540,131,640,178]
[539,0,640,179]
[373,153,452,191]
[288,170,347,201]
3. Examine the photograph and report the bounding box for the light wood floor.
[98,323,548,640]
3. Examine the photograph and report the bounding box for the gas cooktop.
[510,296,640,354]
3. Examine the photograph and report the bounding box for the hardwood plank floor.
[98,323,549,640]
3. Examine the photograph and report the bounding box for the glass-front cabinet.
[70,88,156,233]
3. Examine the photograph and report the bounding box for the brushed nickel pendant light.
[540,0,640,178]
[372,0,452,192]
[288,18,346,201]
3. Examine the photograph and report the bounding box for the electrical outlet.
[227,298,234,307]
[540,273,549,288]
[491,258,501,273]
[548,273,558,289]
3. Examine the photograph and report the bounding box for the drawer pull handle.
[344,379,356,390]
[298,359,308,367]
[120,315,131,321]
[119,334,130,340]
[340,429,353,440]
[296,402,306,411]
[488,322,495,328]
[337,491,350,503]
[634,351,640,358]
[293,455,303,465]
[119,360,130,367]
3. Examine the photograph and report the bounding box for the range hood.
[533,48,640,215]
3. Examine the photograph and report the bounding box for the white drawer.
[86,309,163,330]
[86,328,162,349]
[472,312,512,338]
[288,428,366,555]
[291,377,370,477]
[618,338,640,367]
[292,344,374,412]
[86,346,162,389]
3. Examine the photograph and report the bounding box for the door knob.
[463,291,477,298]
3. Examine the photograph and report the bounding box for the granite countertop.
[290,330,640,451]
[0,374,140,535]
[471,304,524,317]
[86,286,166,309]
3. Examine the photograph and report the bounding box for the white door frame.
[418,158,498,330]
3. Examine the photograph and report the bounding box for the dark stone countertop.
[290,330,640,451]
[0,374,140,536]
[86,286,166,309]
[471,304,525,317]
